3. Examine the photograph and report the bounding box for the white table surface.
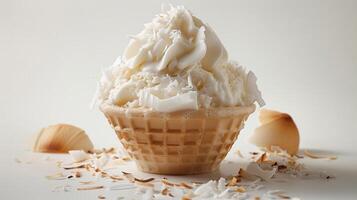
[1,0,357,199]
[4,142,357,200]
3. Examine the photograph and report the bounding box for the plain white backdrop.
[1,0,357,199]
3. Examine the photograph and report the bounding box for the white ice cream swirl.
[94,6,265,112]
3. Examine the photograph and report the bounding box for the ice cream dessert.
[95,5,264,174]
[93,6,264,112]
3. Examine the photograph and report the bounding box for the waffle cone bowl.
[101,103,255,175]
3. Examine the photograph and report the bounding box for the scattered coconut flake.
[79,181,95,185]
[255,153,267,163]
[235,186,246,193]
[46,172,66,180]
[179,182,193,189]
[97,195,106,199]
[27,144,336,200]
[103,147,116,154]
[93,153,110,169]
[238,168,260,181]
[134,177,155,183]
[63,163,86,170]
[304,150,337,160]
[226,176,240,186]
[110,175,124,181]
[246,162,277,181]
[122,171,134,182]
[74,171,81,178]
[160,187,174,197]
[14,158,22,163]
[69,150,90,162]
[161,178,176,187]
[77,185,104,191]
[264,190,299,199]
[181,194,192,200]
[120,156,131,161]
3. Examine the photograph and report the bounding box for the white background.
[1,0,357,199]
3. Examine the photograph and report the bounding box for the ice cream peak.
[94,5,265,112]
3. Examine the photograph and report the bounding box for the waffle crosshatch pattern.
[101,104,255,174]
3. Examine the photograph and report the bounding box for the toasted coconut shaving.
[235,186,246,193]
[238,168,260,181]
[161,187,174,197]
[122,156,131,161]
[161,187,169,195]
[226,177,239,186]
[277,194,291,199]
[181,195,192,200]
[255,153,267,163]
[110,175,124,181]
[160,178,193,189]
[161,178,176,187]
[97,195,106,199]
[103,147,116,154]
[180,182,193,189]
[121,171,134,182]
[77,185,104,191]
[134,177,155,183]
[304,150,337,160]
[79,181,95,185]
[74,171,81,178]
[265,190,297,199]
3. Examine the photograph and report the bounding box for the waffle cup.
[101,103,255,175]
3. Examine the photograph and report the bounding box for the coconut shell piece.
[250,109,299,155]
[32,124,94,153]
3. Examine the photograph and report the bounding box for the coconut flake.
[134,177,155,183]
[245,162,277,181]
[77,185,104,191]
[304,150,337,160]
[46,172,66,180]
[69,150,90,162]
[93,153,109,169]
